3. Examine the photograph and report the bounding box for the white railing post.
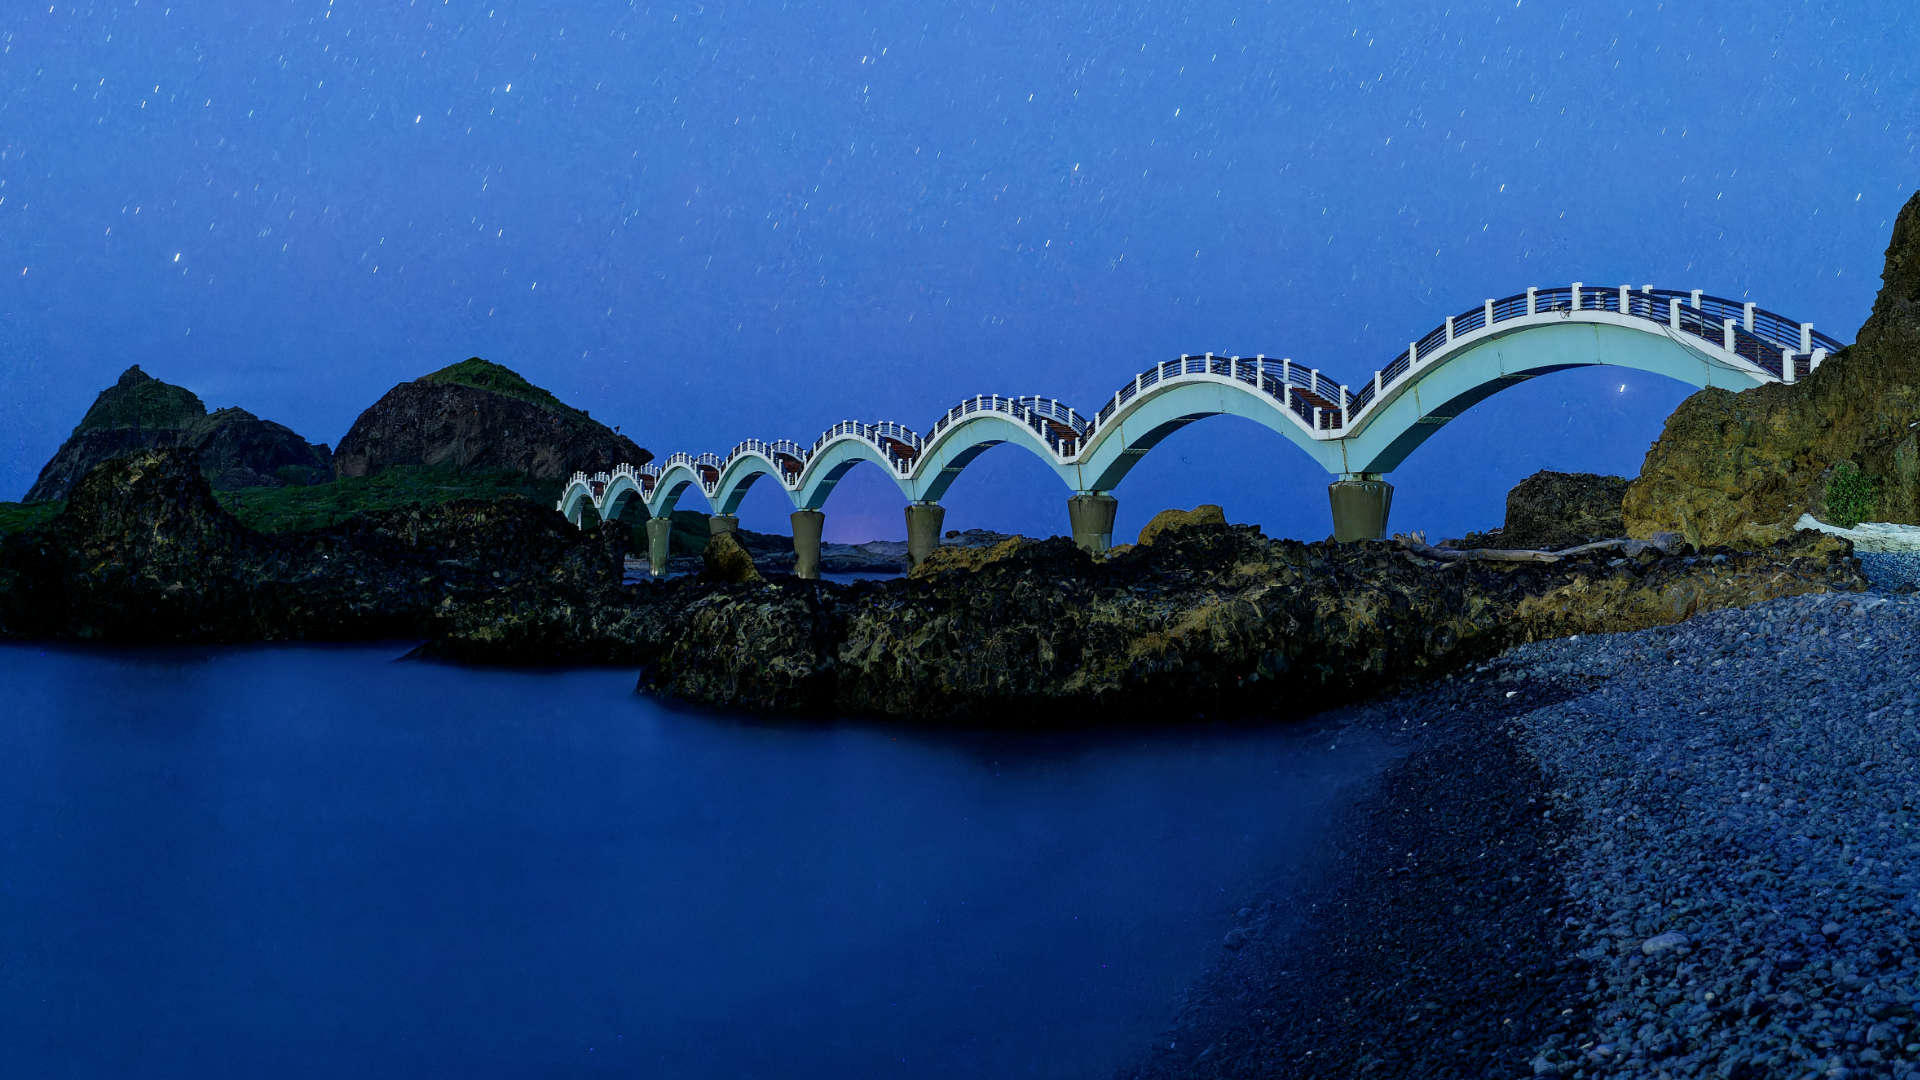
[1800,323,1814,352]
[1722,318,1736,352]
[1445,316,1455,343]
[1312,406,1321,429]
[1374,371,1383,396]
[1134,374,1143,394]
[1743,302,1756,332]
[1284,385,1292,408]
[1408,341,1418,367]
[1782,349,1796,385]
[1812,348,1827,371]
[1526,286,1537,315]
[1339,385,1350,428]
[1669,299,1682,330]
[1281,357,1291,384]
[1690,289,1703,308]
[1484,298,1495,327]
[1256,356,1265,384]
[1571,282,1582,310]
[1618,284,1630,311]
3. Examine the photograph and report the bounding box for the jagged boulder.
[1624,191,1920,546]
[334,357,649,482]
[24,366,330,501]
[1496,471,1630,550]
[1137,504,1228,546]
[908,536,1030,578]
[699,531,763,584]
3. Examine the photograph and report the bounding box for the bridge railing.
[809,420,920,476]
[1344,283,1844,421]
[565,282,1845,506]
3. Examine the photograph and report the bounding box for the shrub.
[1825,462,1881,529]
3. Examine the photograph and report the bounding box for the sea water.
[0,643,1393,1079]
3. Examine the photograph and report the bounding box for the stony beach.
[1126,573,1920,1079]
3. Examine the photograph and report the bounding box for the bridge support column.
[790,510,824,580]
[905,503,946,569]
[1328,476,1393,542]
[1068,492,1119,554]
[708,514,738,538]
[646,517,673,578]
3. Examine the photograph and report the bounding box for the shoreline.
[1123,587,1920,1078]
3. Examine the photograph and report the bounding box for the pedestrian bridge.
[559,283,1845,577]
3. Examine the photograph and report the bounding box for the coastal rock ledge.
[437,521,1866,723]
[0,451,1869,722]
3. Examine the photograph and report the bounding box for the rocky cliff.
[25,366,331,501]
[0,449,624,642]
[334,357,649,482]
[1623,191,1920,546]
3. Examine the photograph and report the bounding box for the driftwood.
[1394,535,1672,564]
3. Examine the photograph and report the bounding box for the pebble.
[1496,589,1920,1076]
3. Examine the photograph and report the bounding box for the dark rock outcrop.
[432,522,1864,723]
[1482,471,1630,551]
[25,366,330,501]
[334,357,649,482]
[1624,191,1920,545]
[1137,504,1228,546]
[0,449,623,642]
[700,532,763,584]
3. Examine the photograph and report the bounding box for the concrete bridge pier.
[646,517,674,578]
[790,510,824,580]
[1328,475,1394,542]
[708,514,739,538]
[1068,492,1118,553]
[905,502,946,569]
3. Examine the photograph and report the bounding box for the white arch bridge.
[559,283,1845,578]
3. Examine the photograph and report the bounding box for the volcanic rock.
[1493,471,1630,550]
[24,366,330,501]
[0,449,624,642]
[700,531,763,584]
[1624,191,1920,546]
[333,357,649,483]
[1137,504,1228,546]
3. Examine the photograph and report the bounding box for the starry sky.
[1,0,1914,543]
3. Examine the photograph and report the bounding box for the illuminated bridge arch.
[558,283,1845,552]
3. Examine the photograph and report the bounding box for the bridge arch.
[913,411,1081,503]
[646,461,711,516]
[711,451,799,516]
[599,471,647,523]
[795,433,917,510]
[1075,374,1345,493]
[1337,315,1772,475]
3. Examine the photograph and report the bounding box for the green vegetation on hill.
[422,357,588,421]
[0,501,63,536]
[216,466,552,533]
[76,367,205,432]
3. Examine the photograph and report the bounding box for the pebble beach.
[1127,564,1920,1079]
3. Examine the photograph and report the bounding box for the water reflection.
[0,643,1393,1079]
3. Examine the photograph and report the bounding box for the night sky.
[2,1,1913,543]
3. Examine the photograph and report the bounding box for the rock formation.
[333,357,649,482]
[700,531,763,584]
[1624,191,1920,546]
[1136,504,1228,546]
[427,523,1864,723]
[25,365,331,501]
[0,449,623,642]
[1468,471,1630,551]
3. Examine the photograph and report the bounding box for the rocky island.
[5,194,1920,1078]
